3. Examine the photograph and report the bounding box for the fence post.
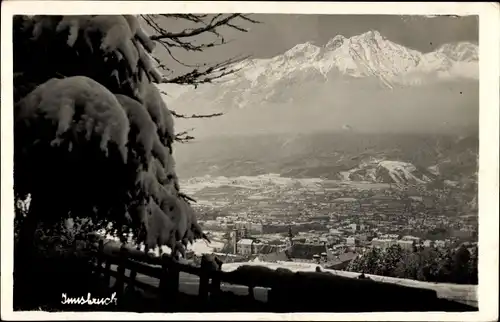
[268,288,274,309]
[169,257,180,296]
[113,244,127,299]
[162,254,180,311]
[268,283,284,311]
[248,285,255,301]
[126,269,138,296]
[158,254,173,311]
[95,239,104,278]
[198,255,212,306]
[210,259,222,298]
[103,261,112,288]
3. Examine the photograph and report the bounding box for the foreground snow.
[221,259,477,306]
[103,233,225,257]
[99,236,477,307]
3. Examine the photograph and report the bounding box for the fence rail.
[90,239,478,312]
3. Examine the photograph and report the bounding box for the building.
[296,221,330,232]
[262,223,289,234]
[236,238,256,256]
[311,215,329,221]
[286,243,328,261]
[402,235,421,243]
[257,250,289,262]
[251,223,264,233]
[356,234,369,242]
[346,236,359,247]
[324,252,359,270]
[422,240,434,248]
[434,240,447,248]
[254,244,284,255]
[372,238,398,250]
[332,244,347,254]
[329,228,343,235]
[234,221,252,231]
[397,239,415,251]
[202,220,220,230]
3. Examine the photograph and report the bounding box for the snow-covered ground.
[181,173,323,194]
[181,171,412,194]
[221,259,477,306]
[99,236,476,307]
[339,158,432,185]
[103,233,225,257]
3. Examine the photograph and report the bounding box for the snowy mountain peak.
[437,42,478,62]
[319,30,423,82]
[358,30,384,41]
[237,31,477,86]
[284,41,321,58]
[325,35,346,50]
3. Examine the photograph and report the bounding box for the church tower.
[286,225,295,248]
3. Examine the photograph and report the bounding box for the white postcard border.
[1,2,498,321]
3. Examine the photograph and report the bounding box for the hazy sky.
[149,14,478,76]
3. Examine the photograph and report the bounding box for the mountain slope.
[338,159,436,184]
[173,132,478,187]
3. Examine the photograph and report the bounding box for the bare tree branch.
[149,14,253,41]
[178,192,197,204]
[150,55,173,73]
[140,14,258,85]
[161,54,250,87]
[138,14,260,143]
[174,128,196,143]
[174,135,196,144]
[170,109,224,119]
[161,14,208,23]
[238,15,261,24]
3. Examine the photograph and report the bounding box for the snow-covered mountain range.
[229,31,478,88]
[162,30,478,114]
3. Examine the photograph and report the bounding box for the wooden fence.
[90,239,478,313]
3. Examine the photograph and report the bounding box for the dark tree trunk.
[15,199,42,268]
[15,193,61,278]
[14,195,46,310]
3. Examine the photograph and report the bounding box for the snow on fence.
[90,239,478,312]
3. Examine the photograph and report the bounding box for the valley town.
[178,174,478,269]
